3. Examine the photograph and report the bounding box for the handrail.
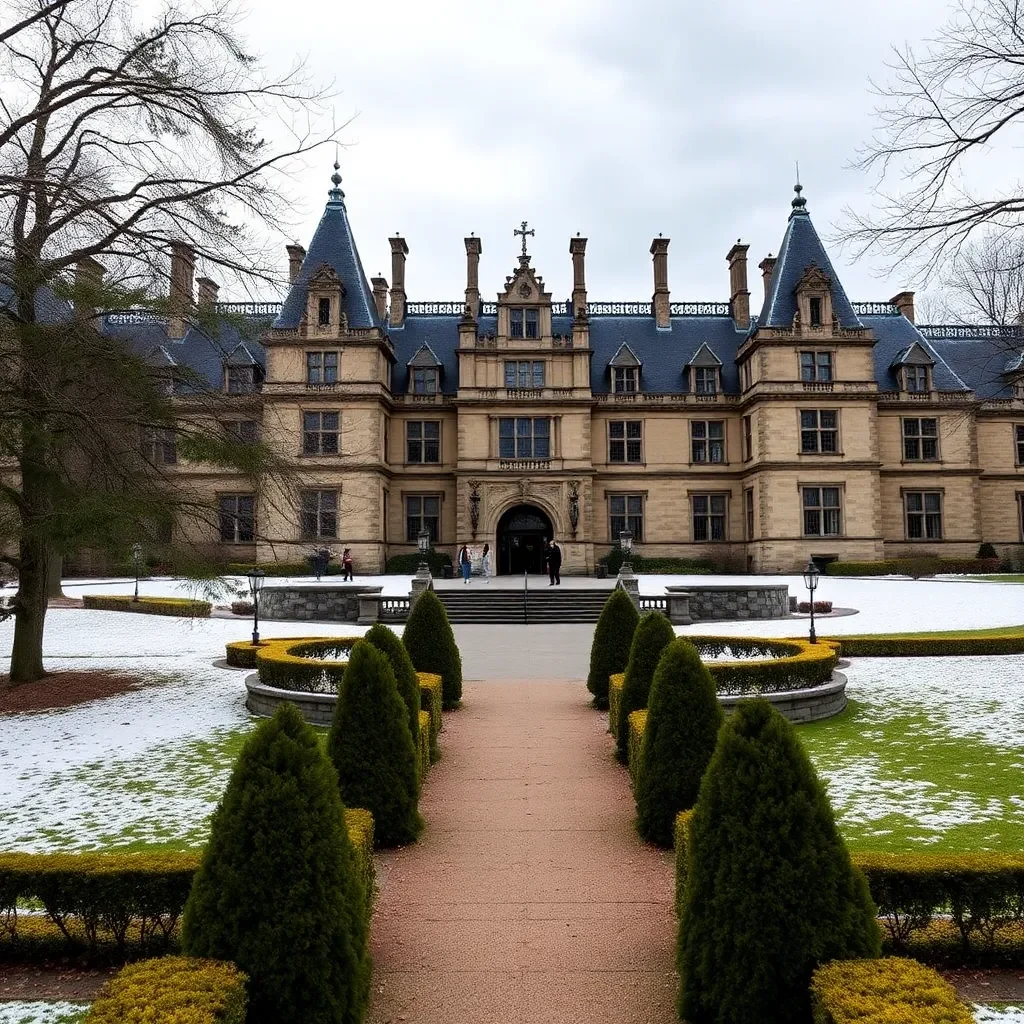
[524,569,529,625]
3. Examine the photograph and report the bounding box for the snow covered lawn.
[0,1004,87,1024]
[974,1007,1024,1024]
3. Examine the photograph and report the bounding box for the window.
[692,494,727,541]
[505,361,545,389]
[224,420,259,444]
[691,420,725,463]
[613,366,639,393]
[694,367,718,394]
[219,494,254,543]
[742,415,753,461]
[317,297,331,326]
[809,296,823,328]
[300,490,337,539]
[302,411,339,455]
[498,417,550,459]
[800,410,838,453]
[741,360,752,390]
[609,494,643,542]
[1015,425,1024,465]
[406,421,440,464]
[225,365,255,394]
[904,491,942,539]
[412,368,438,394]
[306,351,338,384]
[509,307,539,339]
[142,426,177,465]
[609,421,642,463]
[406,495,440,543]
[803,487,842,536]
[744,488,755,540]
[905,366,929,393]
[903,418,939,461]
[800,351,833,382]
[1018,492,1024,540]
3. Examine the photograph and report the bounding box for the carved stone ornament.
[518,478,531,497]
[518,283,531,298]
[568,481,580,538]
[468,481,481,537]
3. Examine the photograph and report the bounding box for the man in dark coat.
[546,538,562,586]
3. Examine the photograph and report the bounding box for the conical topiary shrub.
[634,639,722,845]
[587,587,639,709]
[678,698,880,1024]
[364,622,420,753]
[329,640,422,847]
[403,589,463,709]
[181,702,370,1024]
[616,610,675,761]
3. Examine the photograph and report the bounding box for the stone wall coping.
[716,670,847,724]
[665,584,790,595]
[262,583,382,595]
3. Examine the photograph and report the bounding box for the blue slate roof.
[760,186,862,330]
[0,277,72,323]
[273,172,379,331]
[924,332,1023,399]
[860,316,969,393]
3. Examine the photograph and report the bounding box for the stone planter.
[717,670,848,723]
[245,673,337,727]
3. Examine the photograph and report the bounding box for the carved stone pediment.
[499,263,551,305]
[796,265,831,292]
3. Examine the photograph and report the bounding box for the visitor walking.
[341,548,354,581]
[459,543,472,584]
[546,538,562,586]
[481,543,491,583]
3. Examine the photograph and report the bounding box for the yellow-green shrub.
[418,710,431,779]
[627,710,647,783]
[83,595,211,618]
[834,634,1024,657]
[608,673,625,737]
[674,809,695,920]
[688,636,837,693]
[85,956,247,1024]
[255,638,359,693]
[418,672,443,762]
[810,957,972,1024]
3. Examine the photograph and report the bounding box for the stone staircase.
[437,584,616,624]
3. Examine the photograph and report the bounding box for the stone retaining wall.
[259,584,380,622]
[717,671,848,723]
[245,675,336,727]
[681,584,790,622]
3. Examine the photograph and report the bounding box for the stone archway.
[496,503,554,576]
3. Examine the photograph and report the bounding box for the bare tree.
[941,230,1024,324]
[0,0,338,683]
[845,0,1024,274]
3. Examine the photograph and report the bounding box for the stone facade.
[259,584,373,622]
[681,584,790,622]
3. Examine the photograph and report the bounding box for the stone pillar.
[389,236,408,327]
[759,254,777,307]
[464,236,482,317]
[650,237,670,328]
[371,276,389,321]
[890,290,915,323]
[570,235,587,317]
[196,276,219,307]
[665,586,693,625]
[727,241,750,330]
[286,243,306,284]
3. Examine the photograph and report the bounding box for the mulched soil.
[0,671,144,715]
[943,967,1024,1002]
[0,961,117,1001]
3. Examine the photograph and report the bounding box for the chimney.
[73,256,104,320]
[168,240,195,339]
[464,235,482,318]
[569,235,587,316]
[371,276,389,322]
[890,290,915,323]
[650,237,671,328]
[389,236,408,327]
[286,243,306,284]
[196,276,219,307]
[758,254,777,307]
[727,240,750,330]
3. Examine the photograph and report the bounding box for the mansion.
[69,170,1024,573]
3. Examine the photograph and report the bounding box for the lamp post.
[802,558,821,644]
[412,528,434,597]
[131,543,143,602]
[616,528,638,600]
[247,568,266,646]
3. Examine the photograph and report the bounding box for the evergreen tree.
[181,703,370,1024]
[617,610,675,761]
[329,641,422,847]
[364,622,421,754]
[678,699,880,1024]
[634,639,722,845]
[402,589,463,709]
[587,587,639,709]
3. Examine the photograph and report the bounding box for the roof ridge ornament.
[514,220,535,266]
[791,181,808,217]
[328,160,345,205]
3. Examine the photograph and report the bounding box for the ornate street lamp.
[131,543,143,603]
[617,529,638,599]
[247,567,266,646]
[417,529,431,578]
[802,559,821,644]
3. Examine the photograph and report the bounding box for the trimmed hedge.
[364,623,421,758]
[84,956,247,1024]
[609,673,626,744]
[587,588,639,708]
[403,589,463,709]
[627,710,647,784]
[255,638,359,693]
[616,610,675,761]
[602,547,717,576]
[384,550,453,575]
[798,601,833,614]
[826,557,1000,577]
[417,710,431,779]
[810,958,973,1024]
[418,672,443,762]
[833,633,1024,657]
[225,561,343,577]
[83,595,211,617]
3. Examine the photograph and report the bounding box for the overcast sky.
[237,0,955,308]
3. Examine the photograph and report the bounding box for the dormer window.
[318,297,331,326]
[794,267,834,331]
[809,297,823,328]
[613,367,639,393]
[413,368,438,395]
[225,365,254,394]
[510,308,539,339]
[694,367,719,395]
[905,366,929,393]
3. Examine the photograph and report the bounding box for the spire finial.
[791,179,807,215]
[328,158,345,203]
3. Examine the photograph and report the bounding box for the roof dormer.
[223,342,261,394]
[407,343,442,395]
[304,264,346,338]
[610,343,642,393]
[685,342,722,395]
[891,341,935,394]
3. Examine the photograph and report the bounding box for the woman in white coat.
[480,543,491,583]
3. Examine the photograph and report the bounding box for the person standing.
[341,547,354,582]
[480,543,491,583]
[459,543,472,584]
[547,538,562,586]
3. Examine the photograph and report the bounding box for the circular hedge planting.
[238,637,362,694]
[685,636,839,694]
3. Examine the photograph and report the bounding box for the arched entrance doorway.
[496,504,553,576]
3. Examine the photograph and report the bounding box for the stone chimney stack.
[168,240,195,339]
[371,276,389,322]
[286,243,306,285]
[890,290,916,323]
[73,256,104,320]
[464,235,482,318]
[650,237,671,328]
[727,241,750,330]
[758,254,777,307]
[570,235,588,316]
[196,276,219,307]
[389,236,408,327]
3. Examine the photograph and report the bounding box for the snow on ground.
[975,1007,1024,1024]
[0,1004,86,1024]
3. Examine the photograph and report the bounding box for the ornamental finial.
[328,159,345,203]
